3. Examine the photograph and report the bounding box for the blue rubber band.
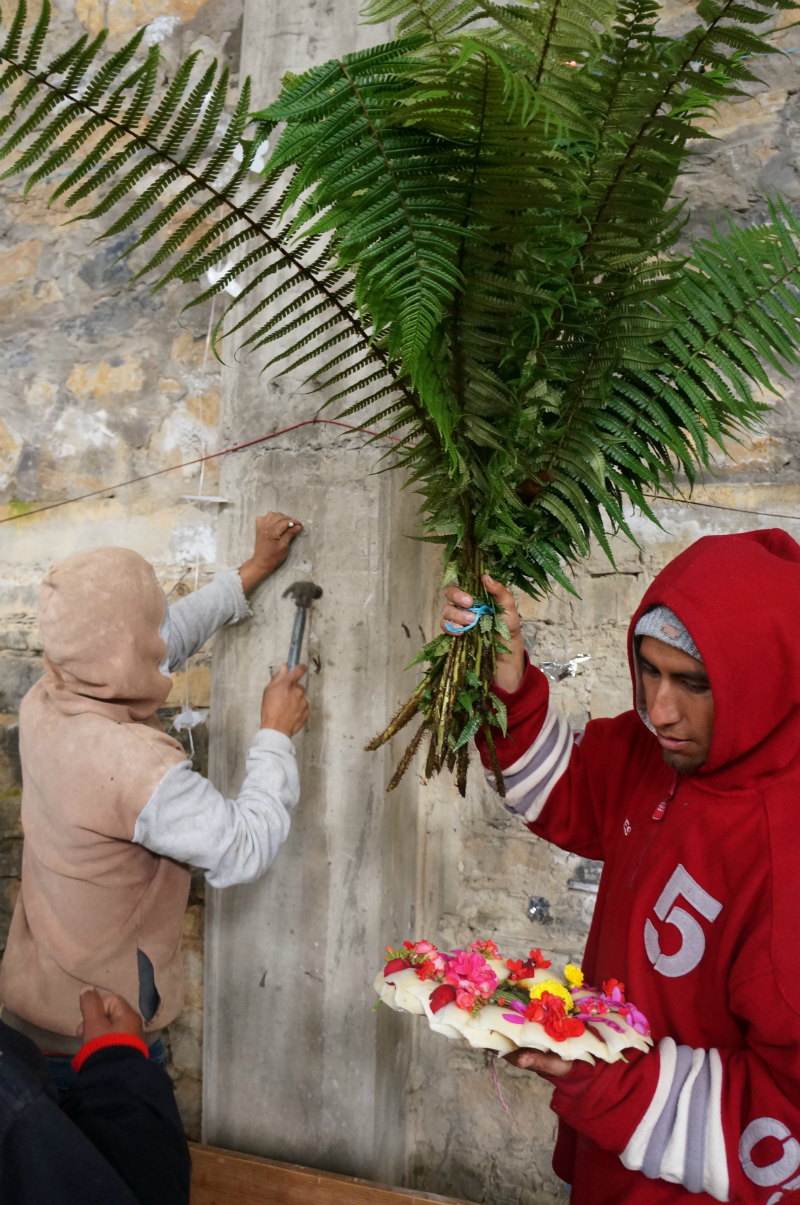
[445,603,492,634]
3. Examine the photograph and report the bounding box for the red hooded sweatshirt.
[476,530,800,1205]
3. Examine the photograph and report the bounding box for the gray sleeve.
[164,570,253,672]
[132,729,299,888]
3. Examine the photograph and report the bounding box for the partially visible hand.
[76,988,144,1043]
[238,512,303,593]
[441,573,525,693]
[260,663,309,737]
[504,1047,573,1079]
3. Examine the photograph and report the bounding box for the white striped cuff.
[484,703,573,823]
[621,1037,729,1200]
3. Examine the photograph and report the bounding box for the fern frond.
[0,0,798,792]
[0,2,421,434]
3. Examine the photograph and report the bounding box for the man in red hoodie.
[442,530,800,1205]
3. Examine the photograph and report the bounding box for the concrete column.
[201,0,432,1180]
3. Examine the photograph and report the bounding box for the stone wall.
[0,0,244,1140]
[0,0,799,1195]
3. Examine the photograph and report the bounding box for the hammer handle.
[287,606,307,670]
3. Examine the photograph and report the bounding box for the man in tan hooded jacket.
[0,512,308,1063]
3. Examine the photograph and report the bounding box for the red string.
[0,417,406,525]
[489,1052,509,1112]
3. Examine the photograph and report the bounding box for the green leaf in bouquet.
[407,634,450,667]
[488,694,508,738]
[442,561,459,588]
[452,711,483,751]
[494,616,511,643]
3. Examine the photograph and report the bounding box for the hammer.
[283,581,323,669]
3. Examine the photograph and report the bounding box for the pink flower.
[455,987,477,1010]
[397,939,446,979]
[575,997,609,1017]
[414,940,437,956]
[470,939,500,960]
[620,1003,650,1036]
[444,950,499,1010]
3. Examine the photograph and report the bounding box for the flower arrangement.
[375,940,652,1064]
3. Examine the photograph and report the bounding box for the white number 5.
[644,864,722,979]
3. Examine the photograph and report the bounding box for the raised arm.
[444,576,607,860]
[134,661,308,887]
[163,512,302,672]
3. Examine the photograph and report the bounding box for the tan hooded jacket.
[0,547,189,1039]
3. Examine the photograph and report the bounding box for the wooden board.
[189,1144,473,1205]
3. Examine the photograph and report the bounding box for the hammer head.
[283,580,323,609]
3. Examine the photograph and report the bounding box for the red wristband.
[72,1031,149,1072]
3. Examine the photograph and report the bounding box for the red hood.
[628,529,800,788]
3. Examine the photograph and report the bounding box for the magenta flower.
[444,950,499,1010]
[620,1003,650,1035]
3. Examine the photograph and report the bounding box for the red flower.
[524,991,585,1042]
[414,958,439,981]
[507,948,552,982]
[384,957,412,977]
[546,1013,586,1041]
[430,984,457,1014]
[603,979,625,1003]
[529,949,552,969]
[524,999,547,1024]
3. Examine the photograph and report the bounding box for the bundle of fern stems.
[1,0,800,795]
[370,543,511,796]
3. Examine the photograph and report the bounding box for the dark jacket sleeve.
[0,1025,139,1205]
[62,1045,191,1205]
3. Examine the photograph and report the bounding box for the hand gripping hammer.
[283,581,323,669]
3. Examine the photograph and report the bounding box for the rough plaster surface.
[0,0,798,1194]
[203,428,436,1183]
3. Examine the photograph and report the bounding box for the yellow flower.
[529,979,574,1011]
[564,964,584,988]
